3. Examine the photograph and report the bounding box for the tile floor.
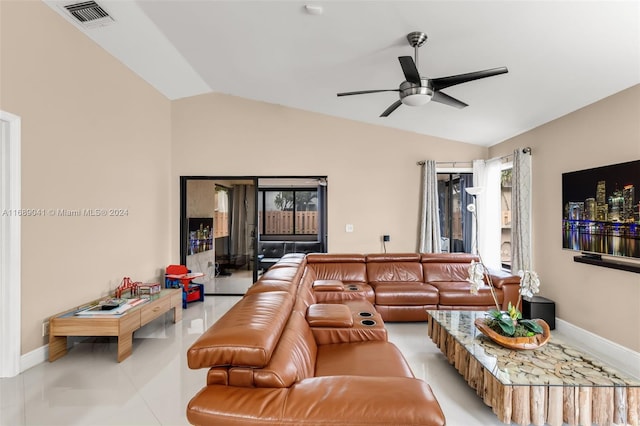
[0,296,593,425]
[199,268,254,295]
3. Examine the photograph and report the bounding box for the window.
[438,164,512,270]
[437,173,473,253]
[258,189,318,237]
[214,187,229,238]
[500,167,512,269]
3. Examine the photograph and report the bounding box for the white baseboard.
[555,318,640,379]
[21,344,48,372]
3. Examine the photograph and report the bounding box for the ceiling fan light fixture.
[401,94,431,106]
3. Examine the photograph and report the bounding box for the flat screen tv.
[562,159,640,260]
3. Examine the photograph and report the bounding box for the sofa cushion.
[313,283,375,304]
[366,253,422,263]
[187,291,292,369]
[315,341,414,378]
[375,305,433,322]
[306,304,353,327]
[187,377,447,426]
[306,254,368,284]
[312,279,344,291]
[306,254,366,263]
[422,262,472,283]
[431,281,503,306]
[249,312,317,388]
[308,262,367,284]
[421,253,479,264]
[261,265,302,283]
[245,279,297,296]
[367,261,424,283]
[373,282,439,305]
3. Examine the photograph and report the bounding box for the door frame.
[0,110,22,378]
[180,176,260,291]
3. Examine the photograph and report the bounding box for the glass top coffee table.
[426,310,640,426]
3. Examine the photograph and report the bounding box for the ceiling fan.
[337,31,508,117]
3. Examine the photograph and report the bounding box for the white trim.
[0,110,21,378]
[21,345,48,372]
[555,318,640,379]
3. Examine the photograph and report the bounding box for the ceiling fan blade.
[380,100,402,117]
[398,56,421,85]
[337,89,399,97]
[430,67,508,91]
[431,91,468,109]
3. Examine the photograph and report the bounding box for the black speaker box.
[522,296,555,330]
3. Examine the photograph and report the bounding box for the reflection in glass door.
[181,177,258,295]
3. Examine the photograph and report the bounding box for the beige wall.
[171,93,488,257]
[489,85,640,352]
[4,0,638,358]
[1,1,172,353]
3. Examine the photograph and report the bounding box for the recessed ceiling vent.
[63,1,114,28]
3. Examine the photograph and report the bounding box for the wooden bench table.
[49,289,182,363]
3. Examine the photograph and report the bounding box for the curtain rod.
[416,147,531,166]
[415,161,473,166]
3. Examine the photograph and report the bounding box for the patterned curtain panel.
[419,160,442,253]
[511,148,532,272]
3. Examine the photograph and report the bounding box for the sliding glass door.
[180,177,258,295]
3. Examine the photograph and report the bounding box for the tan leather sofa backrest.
[421,253,479,282]
[366,253,423,282]
[306,254,367,284]
[250,311,317,388]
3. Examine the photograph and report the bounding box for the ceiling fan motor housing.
[400,79,433,106]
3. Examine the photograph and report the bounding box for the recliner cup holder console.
[358,312,373,317]
[360,319,376,326]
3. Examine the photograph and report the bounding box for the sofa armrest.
[306,304,353,327]
[488,269,521,310]
[488,269,520,288]
[312,279,344,291]
[187,377,446,425]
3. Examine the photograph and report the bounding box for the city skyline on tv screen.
[562,159,639,259]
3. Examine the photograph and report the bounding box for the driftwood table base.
[426,311,639,426]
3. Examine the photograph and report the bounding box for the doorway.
[180,177,258,295]
[180,176,328,295]
[0,111,21,378]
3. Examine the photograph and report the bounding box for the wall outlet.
[383,235,390,242]
[42,320,49,337]
[345,224,354,233]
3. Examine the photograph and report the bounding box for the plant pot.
[474,317,551,350]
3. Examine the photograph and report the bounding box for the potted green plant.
[468,262,550,349]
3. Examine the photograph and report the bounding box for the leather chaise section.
[187,291,292,369]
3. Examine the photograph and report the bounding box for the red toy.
[115,277,141,298]
[165,265,205,309]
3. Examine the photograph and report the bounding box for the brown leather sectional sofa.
[186,252,520,425]
[305,252,520,321]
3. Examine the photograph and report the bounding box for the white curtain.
[419,160,441,253]
[473,158,501,269]
[511,148,532,272]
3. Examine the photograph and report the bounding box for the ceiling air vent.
[63,1,114,28]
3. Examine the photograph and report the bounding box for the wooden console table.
[426,310,640,426]
[49,289,182,363]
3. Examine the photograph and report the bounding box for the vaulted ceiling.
[44,1,640,146]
